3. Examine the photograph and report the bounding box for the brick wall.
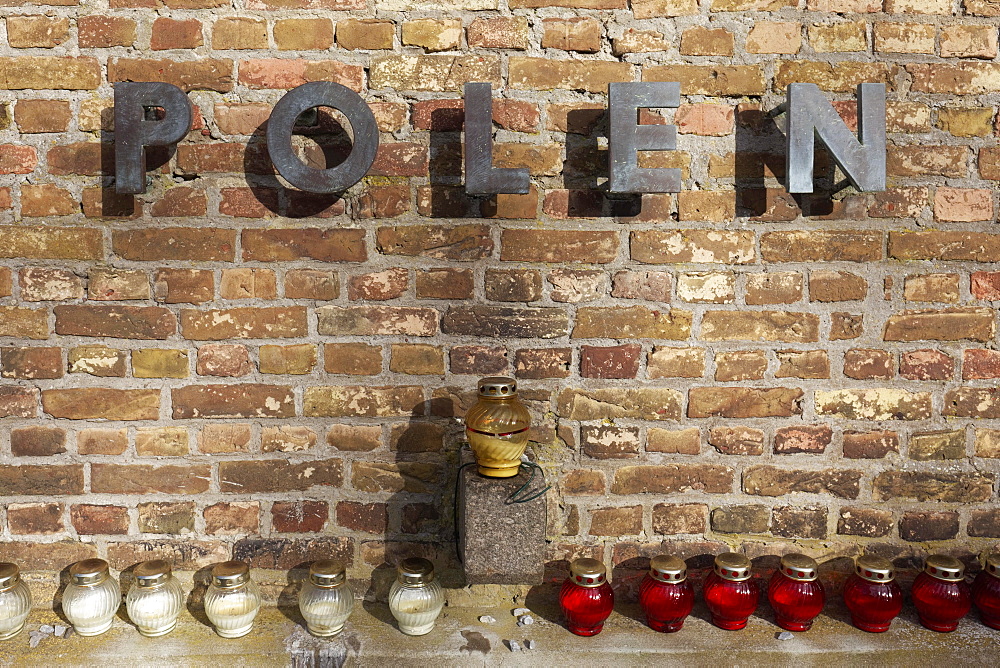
[1,0,999,588]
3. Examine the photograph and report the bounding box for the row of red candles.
[558,552,1000,636]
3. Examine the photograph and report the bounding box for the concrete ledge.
[2,585,999,666]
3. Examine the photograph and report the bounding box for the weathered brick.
[573,306,691,340]
[220,268,277,300]
[0,57,100,90]
[945,387,1000,418]
[689,387,802,418]
[512,348,568,379]
[371,55,500,91]
[908,62,1000,94]
[711,505,769,534]
[305,386,424,417]
[377,225,492,260]
[775,350,829,379]
[0,226,102,260]
[590,506,642,536]
[582,426,641,459]
[774,425,832,454]
[54,305,175,340]
[652,504,707,535]
[77,428,127,455]
[909,430,965,461]
[467,17,529,49]
[327,424,382,452]
[648,428,700,455]
[744,466,861,499]
[484,269,542,303]
[133,349,188,379]
[43,388,159,420]
[212,17,267,50]
[323,343,382,376]
[701,311,819,343]
[843,430,899,458]
[816,388,931,420]
[15,100,71,134]
[71,505,129,535]
[558,388,683,421]
[262,426,317,453]
[844,349,894,380]
[109,58,233,92]
[274,18,332,50]
[88,269,149,301]
[810,271,867,302]
[318,305,437,337]
[884,307,995,342]
[11,426,66,457]
[232,537,352,571]
[715,350,766,381]
[69,346,128,379]
[611,465,733,495]
[150,17,202,50]
[509,57,631,93]
[403,18,461,52]
[1,347,62,379]
[154,269,213,305]
[968,509,1000,538]
[444,306,567,338]
[709,426,765,455]
[838,507,893,537]
[7,503,63,535]
[139,502,196,534]
[205,502,260,535]
[679,26,733,55]
[107,540,229,571]
[272,500,328,533]
[632,230,754,264]
[873,470,993,502]
[220,459,342,493]
[195,344,251,378]
[197,424,252,454]
[890,231,1000,261]
[172,384,294,419]
[181,307,307,339]
[900,349,953,380]
[0,387,39,419]
[581,344,642,379]
[643,65,765,96]
[900,511,960,542]
[0,307,48,340]
[79,16,137,48]
[389,344,444,375]
[351,461,443,494]
[647,347,705,378]
[114,228,235,262]
[335,19,394,50]
[92,463,210,495]
[337,502,387,534]
[761,230,881,262]
[238,59,362,91]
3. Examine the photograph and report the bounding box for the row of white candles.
[0,557,444,640]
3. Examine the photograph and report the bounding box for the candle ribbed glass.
[126,573,185,637]
[204,561,261,639]
[388,579,444,635]
[0,563,32,641]
[63,559,121,637]
[298,560,354,637]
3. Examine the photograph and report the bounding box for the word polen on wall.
[113,80,887,198]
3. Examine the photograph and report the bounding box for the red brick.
[114,228,235,262]
[71,505,129,535]
[109,58,233,93]
[151,17,202,50]
[336,501,388,534]
[348,268,409,301]
[54,305,176,339]
[0,387,38,418]
[1,346,62,379]
[900,349,954,380]
[467,16,529,49]
[20,266,84,301]
[7,503,63,535]
[580,344,642,379]
[204,502,260,535]
[78,16,136,47]
[181,307,308,339]
[92,463,211,495]
[242,228,365,263]
[154,269,214,304]
[844,349,894,380]
[15,100,71,133]
[272,501,328,533]
[357,185,410,219]
[238,59,363,91]
[0,145,37,174]
[10,426,66,457]
[972,271,1000,300]
[171,384,294,418]
[773,425,832,454]
[220,459,343,493]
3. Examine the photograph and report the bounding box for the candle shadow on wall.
[243,110,348,219]
[275,562,310,626]
[184,564,214,628]
[358,398,461,628]
[52,564,72,625]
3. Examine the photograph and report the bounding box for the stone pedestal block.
[458,465,545,585]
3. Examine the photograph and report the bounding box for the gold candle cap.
[855,555,895,583]
[779,554,819,582]
[309,560,347,588]
[924,555,965,582]
[984,553,1000,579]
[397,557,435,587]
[134,559,172,588]
[477,377,518,397]
[0,562,21,591]
[714,553,752,582]
[569,558,607,587]
[649,555,686,583]
[212,560,250,588]
[70,558,110,586]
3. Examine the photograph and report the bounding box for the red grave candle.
[638,555,694,633]
[972,553,1000,630]
[703,553,759,630]
[842,555,903,633]
[767,553,825,632]
[559,558,614,637]
[911,555,971,633]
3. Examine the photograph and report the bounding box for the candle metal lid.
[0,562,21,591]
[309,560,346,588]
[134,559,172,588]
[985,553,1000,579]
[70,558,110,586]
[477,377,517,397]
[569,558,607,587]
[649,555,686,583]
[855,555,895,583]
[397,557,435,587]
[212,560,250,588]
[924,555,964,582]
[780,554,819,582]
[714,553,752,582]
